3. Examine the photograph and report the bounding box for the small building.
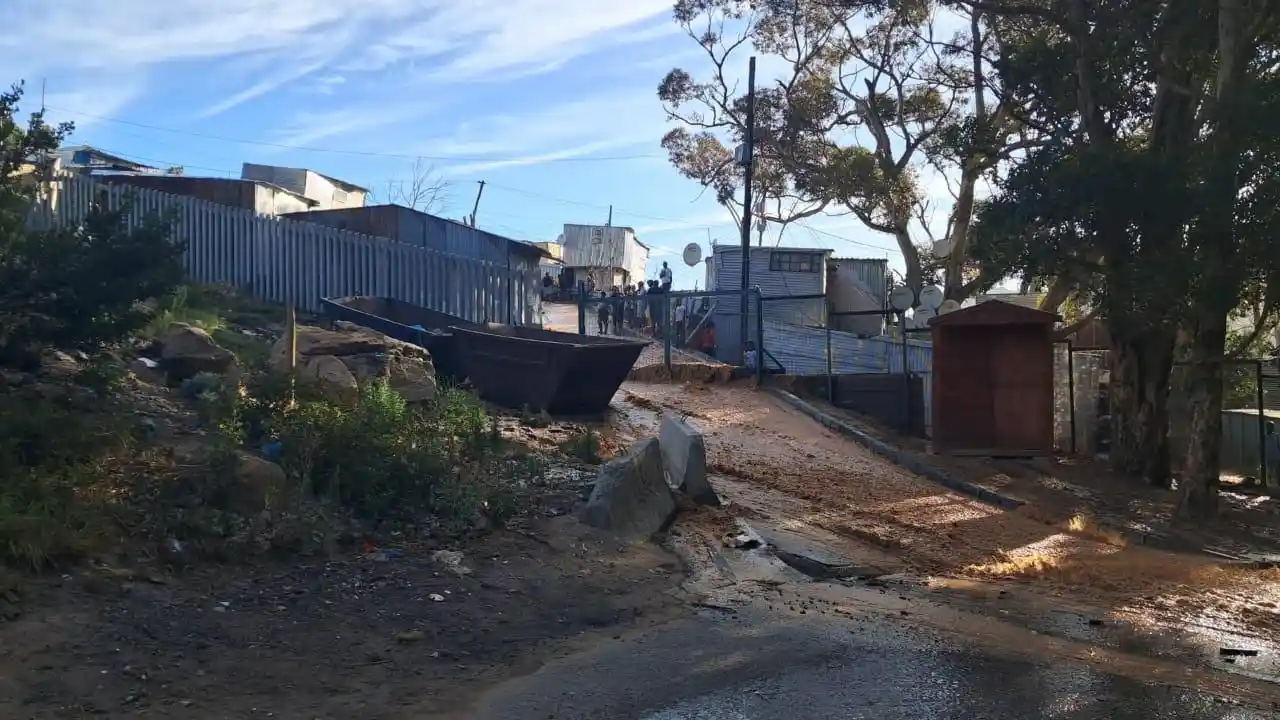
[241,162,367,211]
[929,300,1060,456]
[100,175,317,215]
[704,244,832,362]
[559,224,649,289]
[282,204,550,278]
[55,145,171,175]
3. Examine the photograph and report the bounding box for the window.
[769,251,821,273]
[333,188,349,204]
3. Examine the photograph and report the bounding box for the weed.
[559,428,602,464]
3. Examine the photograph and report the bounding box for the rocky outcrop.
[159,322,237,382]
[270,323,436,402]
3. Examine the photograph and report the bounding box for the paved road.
[467,606,1271,720]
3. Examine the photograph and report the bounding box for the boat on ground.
[320,296,648,415]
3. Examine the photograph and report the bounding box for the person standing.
[595,291,609,335]
[659,261,673,292]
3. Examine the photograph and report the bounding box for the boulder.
[160,323,236,381]
[659,413,719,506]
[302,354,359,400]
[229,451,287,515]
[582,438,677,539]
[388,356,437,402]
[270,323,430,370]
[271,323,436,403]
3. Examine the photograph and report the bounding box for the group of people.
[593,261,677,337]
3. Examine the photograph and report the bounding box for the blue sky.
[3,0,912,290]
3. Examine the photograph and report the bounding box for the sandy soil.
[612,381,1280,650]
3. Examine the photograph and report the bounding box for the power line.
[800,221,903,256]
[44,105,665,164]
[484,183,712,225]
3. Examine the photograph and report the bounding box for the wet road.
[468,606,1271,719]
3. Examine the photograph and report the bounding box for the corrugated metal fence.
[26,173,540,323]
[763,320,933,432]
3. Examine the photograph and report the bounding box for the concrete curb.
[769,389,1024,511]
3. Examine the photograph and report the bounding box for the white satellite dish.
[914,306,938,328]
[918,285,944,310]
[938,299,961,315]
[932,237,953,258]
[682,242,703,267]
[889,284,915,312]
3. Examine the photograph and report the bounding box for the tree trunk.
[1109,329,1175,487]
[1176,311,1229,520]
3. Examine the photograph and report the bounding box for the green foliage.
[659,0,1036,295]
[559,428,602,465]
[0,392,131,569]
[0,82,185,360]
[218,373,526,527]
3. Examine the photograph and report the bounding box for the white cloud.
[1,0,678,119]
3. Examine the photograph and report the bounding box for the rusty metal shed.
[928,300,1061,456]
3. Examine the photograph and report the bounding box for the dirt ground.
[0,513,688,719]
[610,381,1280,652]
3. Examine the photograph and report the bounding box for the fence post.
[663,294,672,371]
[826,323,834,403]
[1067,342,1077,453]
[1257,360,1268,487]
[577,284,586,335]
[900,314,912,435]
[755,289,764,386]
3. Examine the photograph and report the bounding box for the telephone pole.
[738,56,757,362]
[468,180,486,227]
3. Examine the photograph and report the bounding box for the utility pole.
[738,56,757,362]
[468,180,486,227]
[606,204,613,227]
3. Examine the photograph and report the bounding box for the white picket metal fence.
[25,174,540,324]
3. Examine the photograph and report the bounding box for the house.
[241,163,367,211]
[282,204,550,278]
[55,145,173,175]
[827,257,890,336]
[703,244,833,361]
[559,224,649,290]
[100,175,317,215]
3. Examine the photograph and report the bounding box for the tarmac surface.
[468,604,1273,720]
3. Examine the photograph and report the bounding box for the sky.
[2,0,925,291]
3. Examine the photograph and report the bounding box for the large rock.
[302,354,358,400]
[582,438,677,539]
[229,451,287,515]
[270,323,436,402]
[160,322,236,382]
[388,356,437,402]
[660,413,719,506]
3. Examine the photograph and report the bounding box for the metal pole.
[755,289,765,386]
[901,314,911,434]
[577,284,586,335]
[663,294,672,371]
[738,56,757,364]
[1256,360,1267,487]
[1067,342,1076,453]
[826,323,834,403]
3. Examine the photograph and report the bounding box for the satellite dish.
[889,284,915,312]
[682,243,703,267]
[918,285,944,310]
[932,238,953,258]
[914,307,938,328]
[938,299,961,315]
